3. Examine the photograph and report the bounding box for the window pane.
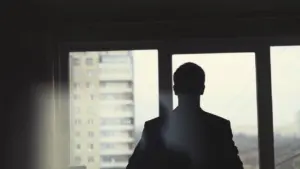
[172,53,259,169]
[271,46,300,169]
[69,50,158,169]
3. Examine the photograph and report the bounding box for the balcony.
[99,74,132,81]
[100,149,133,155]
[100,125,134,131]
[98,62,130,69]
[100,137,134,143]
[100,112,133,118]
[100,162,128,168]
[99,100,133,105]
[99,87,133,94]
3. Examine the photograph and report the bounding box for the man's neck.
[177,95,201,109]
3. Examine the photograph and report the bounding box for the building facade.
[70,51,135,169]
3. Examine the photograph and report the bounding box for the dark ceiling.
[8,0,300,23]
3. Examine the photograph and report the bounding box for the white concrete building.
[69,51,135,169]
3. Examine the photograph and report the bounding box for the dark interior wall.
[4,3,56,167]
[4,1,300,169]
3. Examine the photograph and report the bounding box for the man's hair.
[173,62,205,94]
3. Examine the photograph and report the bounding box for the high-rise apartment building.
[70,51,135,169]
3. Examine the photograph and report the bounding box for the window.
[75,119,81,125]
[99,55,130,63]
[69,50,159,168]
[88,131,94,137]
[100,131,133,137]
[100,131,114,137]
[172,53,258,169]
[87,119,94,124]
[86,58,93,65]
[74,156,81,163]
[72,58,80,66]
[271,46,300,169]
[73,94,80,100]
[86,82,91,88]
[89,144,94,150]
[100,67,131,74]
[100,118,133,125]
[107,51,129,55]
[100,143,115,149]
[101,155,130,163]
[99,81,133,88]
[99,93,133,100]
[88,156,94,163]
[73,83,80,89]
[121,118,133,125]
[118,105,133,112]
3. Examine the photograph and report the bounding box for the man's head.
[173,62,205,96]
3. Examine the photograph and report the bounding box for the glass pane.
[271,46,300,169]
[69,50,159,169]
[172,53,259,169]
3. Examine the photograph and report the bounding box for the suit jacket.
[127,109,244,169]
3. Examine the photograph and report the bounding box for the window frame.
[56,37,300,169]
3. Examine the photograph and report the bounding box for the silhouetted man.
[127,62,243,169]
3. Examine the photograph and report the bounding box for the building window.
[76,144,81,149]
[86,58,93,65]
[119,105,133,112]
[87,119,94,124]
[74,156,81,163]
[107,51,129,56]
[99,55,130,63]
[100,143,115,149]
[75,131,80,137]
[88,156,94,163]
[75,119,81,125]
[86,82,91,88]
[101,155,130,163]
[73,94,80,100]
[100,131,114,137]
[121,118,133,125]
[73,83,80,89]
[119,93,133,100]
[100,118,133,125]
[88,131,94,137]
[99,81,133,88]
[89,144,94,150]
[100,131,133,137]
[99,93,133,100]
[72,58,80,66]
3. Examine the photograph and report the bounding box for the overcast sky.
[132,47,300,136]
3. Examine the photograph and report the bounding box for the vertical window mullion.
[158,49,173,117]
[255,46,275,169]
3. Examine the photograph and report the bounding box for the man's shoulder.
[145,117,165,128]
[204,112,230,126]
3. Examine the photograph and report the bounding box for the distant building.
[69,51,135,169]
